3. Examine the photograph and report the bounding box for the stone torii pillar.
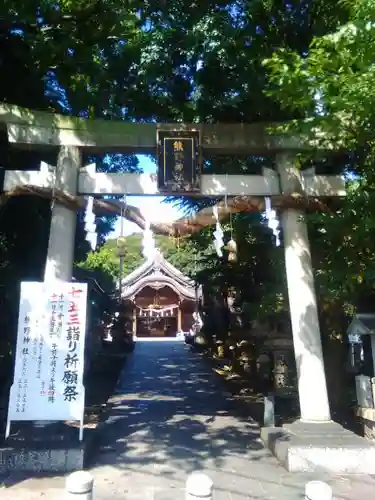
[276,153,331,422]
[44,146,81,282]
[3,146,81,282]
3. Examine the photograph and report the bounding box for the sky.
[108,155,183,238]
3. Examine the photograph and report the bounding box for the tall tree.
[263,0,375,307]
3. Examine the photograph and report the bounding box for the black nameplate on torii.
[157,130,201,194]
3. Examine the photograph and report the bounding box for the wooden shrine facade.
[121,251,196,338]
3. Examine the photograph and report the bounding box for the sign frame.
[157,129,202,194]
[5,281,88,441]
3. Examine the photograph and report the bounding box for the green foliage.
[78,245,121,282]
[1,0,350,122]
[201,213,287,317]
[308,178,375,310]
[264,0,375,149]
[79,232,203,281]
[263,0,375,312]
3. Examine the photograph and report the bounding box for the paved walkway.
[2,339,375,498]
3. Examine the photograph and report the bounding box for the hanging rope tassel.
[213,222,224,257]
[140,200,157,260]
[212,205,224,257]
[226,209,238,262]
[84,196,98,251]
[265,196,281,246]
[142,219,156,260]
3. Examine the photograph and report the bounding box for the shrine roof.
[121,250,195,301]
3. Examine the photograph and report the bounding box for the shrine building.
[121,251,196,338]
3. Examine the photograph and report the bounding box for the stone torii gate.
[2,104,371,473]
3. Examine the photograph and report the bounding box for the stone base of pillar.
[261,420,375,473]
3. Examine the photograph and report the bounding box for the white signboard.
[7,281,88,434]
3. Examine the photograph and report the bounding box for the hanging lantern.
[227,238,238,262]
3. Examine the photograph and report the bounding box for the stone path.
[2,338,375,499]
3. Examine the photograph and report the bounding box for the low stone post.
[186,472,213,500]
[263,392,275,427]
[305,480,332,500]
[66,471,94,500]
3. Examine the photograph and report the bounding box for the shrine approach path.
[85,339,375,499]
[4,338,375,499]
